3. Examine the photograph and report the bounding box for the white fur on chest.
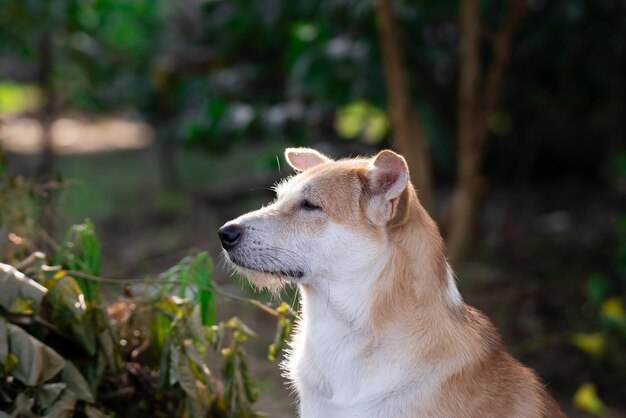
[286,291,445,418]
[278,224,461,417]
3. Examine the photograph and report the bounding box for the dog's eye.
[301,199,322,211]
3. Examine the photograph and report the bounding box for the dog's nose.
[218,224,243,249]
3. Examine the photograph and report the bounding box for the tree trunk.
[447,0,526,266]
[36,32,55,180]
[374,0,433,212]
[447,0,481,266]
[34,31,57,244]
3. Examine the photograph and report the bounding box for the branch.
[66,270,295,318]
[457,0,481,174]
[477,0,526,148]
[374,0,433,211]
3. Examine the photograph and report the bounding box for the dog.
[218,148,565,417]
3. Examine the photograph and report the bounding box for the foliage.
[573,383,606,416]
[0,82,40,114]
[0,0,622,167]
[0,222,295,417]
[55,221,102,303]
[0,176,50,261]
[0,261,107,417]
[570,215,626,414]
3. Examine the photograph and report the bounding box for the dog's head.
[218,147,412,290]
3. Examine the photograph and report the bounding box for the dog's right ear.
[285,148,332,172]
[366,150,409,225]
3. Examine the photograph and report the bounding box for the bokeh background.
[0,0,624,416]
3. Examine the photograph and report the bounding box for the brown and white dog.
[218,148,565,418]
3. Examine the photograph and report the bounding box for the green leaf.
[587,273,610,307]
[54,221,102,301]
[158,339,171,389]
[96,307,121,375]
[44,276,96,355]
[334,101,389,144]
[42,389,78,418]
[45,276,87,319]
[168,344,181,387]
[158,252,216,326]
[61,361,95,403]
[178,355,211,418]
[37,383,67,409]
[82,351,107,397]
[6,322,65,386]
[182,339,214,390]
[0,316,7,361]
[8,298,36,315]
[55,221,101,275]
[0,82,40,113]
[0,263,47,314]
[188,252,215,327]
[13,392,34,417]
[573,383,606,415]
[153,311,172,351]
[0,386,10,403]
[600,297,625,323]
[4,353,18,373]
[189,306,208,346]
[97,327,120,375]
[572,332,605,357]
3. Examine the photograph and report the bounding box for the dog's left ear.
[367,150,409,224]
[285,148,332,172]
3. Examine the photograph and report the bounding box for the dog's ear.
[366,150,409,224]
[285,148,332,172]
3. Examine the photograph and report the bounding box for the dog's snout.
[218,224,243,250]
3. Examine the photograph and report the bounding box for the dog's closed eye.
[301,199,322,211]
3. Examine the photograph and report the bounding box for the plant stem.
[66,270,292,318]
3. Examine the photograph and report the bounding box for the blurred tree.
[1,0,623,260]
[447,0,526,264]
[0,1,62,177]
[372,0,525,264]
[375,0,433,211]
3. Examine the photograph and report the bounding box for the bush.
[0,221,294,418]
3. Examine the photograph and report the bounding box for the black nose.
[218,224,243,249]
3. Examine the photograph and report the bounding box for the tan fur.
[367,162,563,417]
[223,149,566,417]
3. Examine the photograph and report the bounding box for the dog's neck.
[298,186,461,339]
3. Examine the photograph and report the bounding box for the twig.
[476,0,527,149]
[36,227,60,251]
[66,270,292,318]
[15,251,46,270]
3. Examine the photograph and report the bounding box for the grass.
[53,142,284,225]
